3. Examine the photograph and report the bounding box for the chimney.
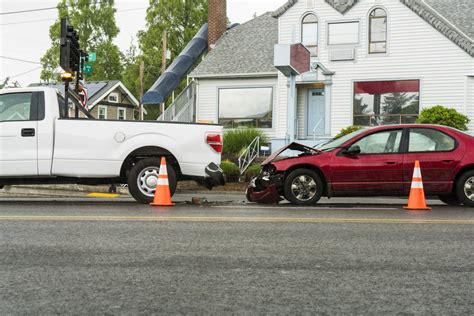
[208,0,227,50]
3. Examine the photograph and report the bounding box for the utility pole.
[139,59,145,120]
[161,30,168,116]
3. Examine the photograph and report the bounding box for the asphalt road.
[0,195,473,314]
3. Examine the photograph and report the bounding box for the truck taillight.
[206,133,223,154]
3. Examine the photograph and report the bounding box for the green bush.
[220,160,240,182]
[416,105,470,131]
[334,125,364,139]
[244,164,262,181]
[223,128,268,159]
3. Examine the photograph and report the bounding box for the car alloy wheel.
[137,167,160,197]
[291,175,317,202]
[284,168,323,205]
[455,170,474,207]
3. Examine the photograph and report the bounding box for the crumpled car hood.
[261,142,320,165]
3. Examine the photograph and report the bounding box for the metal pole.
[139,59,145,120]
[160,30,168,116]
[64,81,69,118]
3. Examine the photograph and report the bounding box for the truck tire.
[127,157,177,204]
[284,168,323,205]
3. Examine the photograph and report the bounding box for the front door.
[0,92,39,176]
[329,128,404,195]
[307,89,325,137]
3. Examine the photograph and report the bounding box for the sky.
[0,0,287,87]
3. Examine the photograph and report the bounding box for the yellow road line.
[0,215,473,225]
[87,193,120,198]
[214,205,399,210]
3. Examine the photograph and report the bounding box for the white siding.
[468,76,474,131]
[278,0,473,136]
[195,77,278,138]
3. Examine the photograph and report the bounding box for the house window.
[369,8,387,53]
[219,87,273,128]
[108,92,119,103]
[301,13,318,56]
[353,80,420,126]
[328,21,359,45]
[98,106,107,120]
[117,108,126,120]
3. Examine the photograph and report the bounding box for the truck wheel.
[284,168,323,205]
[127,157,177,204]
[455,170,474,207]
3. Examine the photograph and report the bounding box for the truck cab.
[0,87,225,203]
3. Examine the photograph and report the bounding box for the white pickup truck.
[0,87,225,203]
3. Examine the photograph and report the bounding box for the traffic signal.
[60,18,81,74]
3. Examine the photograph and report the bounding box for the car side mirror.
[342,145,361,156]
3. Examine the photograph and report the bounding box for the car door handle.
[21,128,35,137]
[442,160,453,164]
[384,161,397,165]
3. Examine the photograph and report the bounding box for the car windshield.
[317,128,368,151]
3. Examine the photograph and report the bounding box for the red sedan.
[247,124,474,206]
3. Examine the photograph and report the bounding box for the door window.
[0,93,33,122]
[352,129,402,154]
[408,128,455,152]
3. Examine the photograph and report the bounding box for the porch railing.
[157,81,196,122]
[238,136,260,176]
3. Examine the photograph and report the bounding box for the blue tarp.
[142,23,208,105]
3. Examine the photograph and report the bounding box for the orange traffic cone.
[404,160,431,211]
[150,157,175,206]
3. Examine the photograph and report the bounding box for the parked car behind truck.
[0,87,225,203]
[247,124,474,207]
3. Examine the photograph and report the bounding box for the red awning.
[354,80,420,94]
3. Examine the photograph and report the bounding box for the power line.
[0,7,147,26]
[0,7,58,15]
[1,66,42,81]
[0,56,41,65]
[0,18,55,26]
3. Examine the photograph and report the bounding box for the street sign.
[88,52,96,62]
[83,63,93,74]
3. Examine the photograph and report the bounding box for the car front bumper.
[246,174,283,204]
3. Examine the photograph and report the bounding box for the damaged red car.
[246,124,474,206]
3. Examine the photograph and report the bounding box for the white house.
[190,0,473,151]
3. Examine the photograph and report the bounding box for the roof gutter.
[189,72,278,79]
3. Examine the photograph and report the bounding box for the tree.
[40,0,122,83]
[135,0,207,119]
[417,105,470,131]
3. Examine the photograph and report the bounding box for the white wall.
[195,77,278,138]
[278,0,473,136]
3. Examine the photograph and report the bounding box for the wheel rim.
[464,176,474,201]
[137,166,160,197]
[291,175,317,201]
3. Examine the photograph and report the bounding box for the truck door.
[0,92,43,176]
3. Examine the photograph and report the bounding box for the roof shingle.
[190,13,278,78]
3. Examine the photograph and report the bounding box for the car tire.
[127,157,177,204]
[284,168,323,205]
[438,194,461,206]
[455,170,474,207]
